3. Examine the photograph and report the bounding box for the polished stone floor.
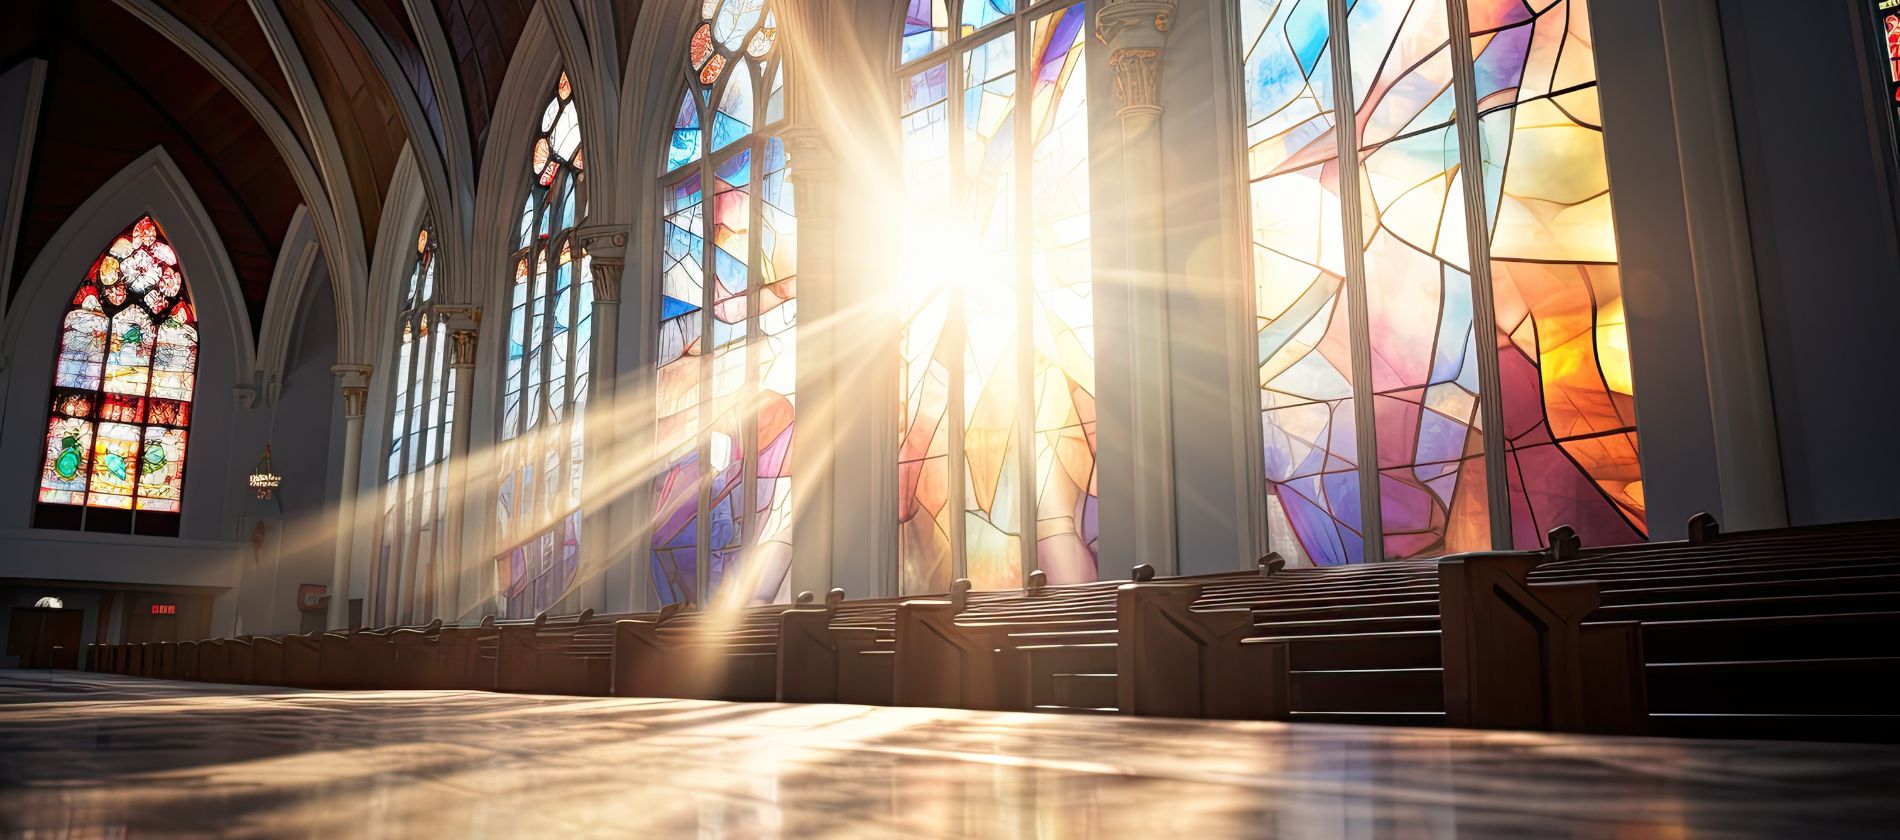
[3,672,1899,838]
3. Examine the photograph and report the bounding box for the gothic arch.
[0,147,251,539]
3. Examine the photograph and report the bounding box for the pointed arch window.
[495,71,594,620]
[34,215,197,537]
[652,0,796,608]
[1239,0,1644,565]
[374,227,453,625]
[894,0,1098,595]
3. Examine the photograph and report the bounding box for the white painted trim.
[320,0,458,280]
[365,145,430,377]
[114,0,363,363]
[1,147,255,378]
[244,0,372,364]
[0,59,46,318]
[254,206,322,391]
[400,0,477,271]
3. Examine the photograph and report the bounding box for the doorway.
[7,607,84,670]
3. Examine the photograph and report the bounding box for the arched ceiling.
[2,0,296,330]
[1,0,644,343]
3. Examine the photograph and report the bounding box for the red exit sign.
[150,604,177,615]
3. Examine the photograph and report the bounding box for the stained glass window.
[496,71,593,620]
[653,0,795,608]
[35,215,197,537]
[1865,1,1900,167]
[1241,0,1644,566]
[373,228,454,626]
[895,1,1096,595]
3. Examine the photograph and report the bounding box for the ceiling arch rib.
[244,0,372,364]
[399,0,476,272]
[317,0,462,281]
[111,0,353,355]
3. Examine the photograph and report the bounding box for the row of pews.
[88,515,1900,742]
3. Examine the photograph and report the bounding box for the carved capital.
[340,386,369,419]
[779,125,837,180]
[331,364,371,419]
[234,385,258,410]
[448,329,479,368]
[575,223,629,262]
[587,259,624,304]
[437,303,481,363]
[573,224,628,304]
[1108,48,1164,115]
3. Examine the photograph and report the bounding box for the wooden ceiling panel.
[435,0,533,164]
[8,0,295,332]
[161,0,301,128]
[279,0,409,251]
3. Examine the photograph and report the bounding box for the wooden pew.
[1530,515,1900,742]
[612,602,789,700]
[497,611,640,696]
[893,566,1268,713]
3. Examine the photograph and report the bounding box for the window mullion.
[1326,0,1386,561]
[741,132,765,601]
[1443,0,1514,550]
[697,140,717,605]
[1013,17,1037,587]
[946,47,970,587]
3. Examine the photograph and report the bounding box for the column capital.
[1097,0,1174,116]
[331,364,372,418]
[779,125,838,180]
[575,224,628,303]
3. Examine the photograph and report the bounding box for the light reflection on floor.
[3,670,1898,838]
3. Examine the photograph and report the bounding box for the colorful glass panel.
[1241,0,1644,565]
[898,59,955,596]
[1466,0,1644,546]
[374,227,458,626]
[496,72,592,620]
[1027,5,1096,583]
[895,1,1098,592]
[655,0,795,607]
[902,0,950,62]
[36,216,197,531]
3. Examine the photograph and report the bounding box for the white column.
[782,128,849,599]
[1097,1,1180,575]
[439,308,480,621]
[577,224,627,612]
[1654,0,1787,530]
[328,364,371,629]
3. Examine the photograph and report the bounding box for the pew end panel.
[1116,583,1289,720]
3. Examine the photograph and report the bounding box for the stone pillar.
[1097,0,1180,575]
[328,364,371,629]
[576,224,626,611]
[781,127,850,599]
[1653,0,1786,530]
[439,307,480,621]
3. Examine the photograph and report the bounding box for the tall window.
[35,215,198,537]
[895,0,1096,595]
[1242,0,1643,566]
[374,228,453,625]
[495,72,594,619]
[653,0,797,608]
